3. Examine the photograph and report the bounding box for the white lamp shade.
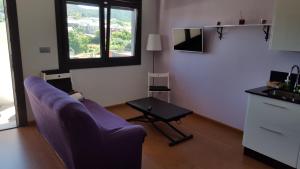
[146,34,162,51]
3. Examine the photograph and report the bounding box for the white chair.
[41,70,74,93]
[148,72,171,103]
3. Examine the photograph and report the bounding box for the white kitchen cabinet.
[243,94,300,168]
[270,0,300,51]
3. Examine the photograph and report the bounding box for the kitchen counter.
[244,86,300,169]
[246,86,300,105]
[246,86,272,97]
[243,71,300,169]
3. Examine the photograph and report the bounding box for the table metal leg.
[127,115,148,122]
[151,121,193,146]
[127,114,193,146]
[151,122,177,143]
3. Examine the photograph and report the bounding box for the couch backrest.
[24,76,103,169]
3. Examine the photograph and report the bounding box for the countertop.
[246,86,272,97]
[246,86,300,105]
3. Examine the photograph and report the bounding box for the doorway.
[0,0,27,130]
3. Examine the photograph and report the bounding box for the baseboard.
[107,103,243,134]
[27,121,36,126]
[192,113,243,134]
[244,147,295,169]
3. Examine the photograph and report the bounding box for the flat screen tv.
[173,28,204,53]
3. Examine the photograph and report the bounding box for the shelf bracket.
[263,25,271,41]
[216,27,224,40]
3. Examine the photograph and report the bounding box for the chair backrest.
[41,69,73,93]
[148,72,170,88]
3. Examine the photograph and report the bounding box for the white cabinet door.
[244,124,299,167]
[243,95,300,167]
[270,0,300,51]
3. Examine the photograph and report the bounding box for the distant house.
[68,17,99,34]
[67,16,129,35]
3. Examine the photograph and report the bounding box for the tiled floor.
[0,104,16,130]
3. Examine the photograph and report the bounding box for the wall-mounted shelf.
[204,24,272,41]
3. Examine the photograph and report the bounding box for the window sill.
[63,57,141,69]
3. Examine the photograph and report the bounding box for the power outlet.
[39,47,51,53]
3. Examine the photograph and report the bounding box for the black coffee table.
[127,97,193,146]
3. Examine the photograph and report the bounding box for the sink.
[263,89,300,102]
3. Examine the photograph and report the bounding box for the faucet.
[286,65,300,92]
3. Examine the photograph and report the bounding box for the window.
[67,3,101,59]
[109,8,137,58]
[55,0,142,69]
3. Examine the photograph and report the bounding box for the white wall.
[16,0,159,121]
[158,0,300,130]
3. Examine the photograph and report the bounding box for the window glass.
[67,3,101,59]
[109,8,137,57]
[0,1,4,23]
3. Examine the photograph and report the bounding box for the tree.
[110,30,131,51]
[87,44,100,55]
[91,31,100,44]
[68,28,92,54]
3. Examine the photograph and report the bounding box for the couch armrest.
[110,125,146,142]
[103,125,146,169]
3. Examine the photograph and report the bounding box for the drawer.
[246,95,300,135]
[243,124,299,167]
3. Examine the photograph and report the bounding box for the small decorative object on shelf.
[260,19,267,24]
[216,21,223,40]
[239,19,246,25]
[263,24,271,41]
[239,11,246,25]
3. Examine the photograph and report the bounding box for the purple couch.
[24,76,146,169]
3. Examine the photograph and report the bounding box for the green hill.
[67,4,132,22]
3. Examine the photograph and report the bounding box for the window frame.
[55,0,142,69]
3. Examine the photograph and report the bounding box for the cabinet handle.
[263,102,287,110]
[260,126,284,136]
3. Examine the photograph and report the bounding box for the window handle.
[263,102,287,110]
[260,126,284,136]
